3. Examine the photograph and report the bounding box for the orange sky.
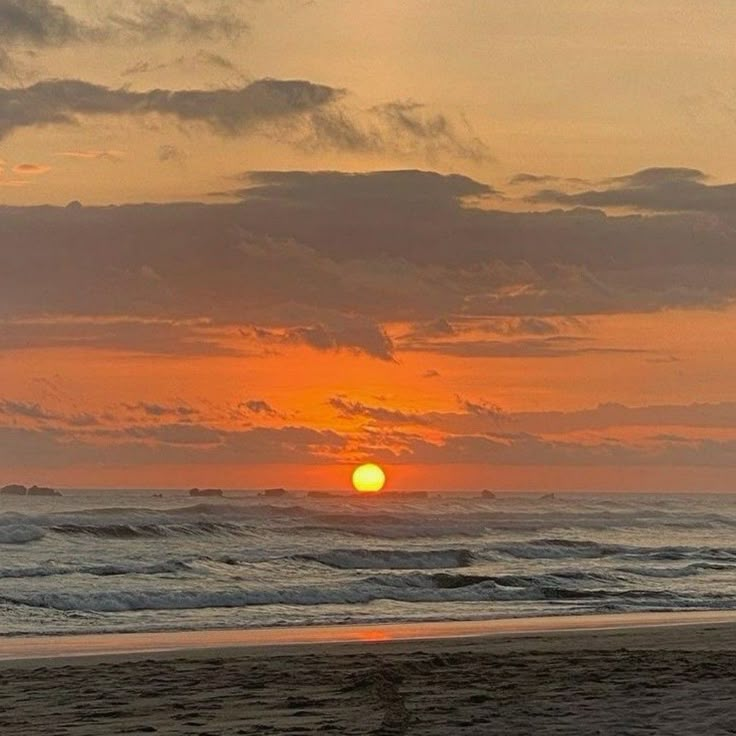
[2,2,736,489]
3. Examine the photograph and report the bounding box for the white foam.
[0,525,45,544]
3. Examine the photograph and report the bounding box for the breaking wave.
[615,562,734,578]
[486,538,736,562]
[0,525,46,545]
[0,504,266,543]
[297,548,474,570]
[0,559,193,580]
[3,569,734,613]
[49,521,242,539]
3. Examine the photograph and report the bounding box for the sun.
[352,463,386,493]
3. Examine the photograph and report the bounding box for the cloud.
[368,100,491,162]
[0,47,14,75]
[401,316,570,346]
[0,0,247,48]
[228,168,495,205]
[56,149,124,161]
[458,399,506,421]
[105,2,248,43]
[252,317,395,360]
[0,78,343,141]
[0,0,84,46]
[398,316,599,358]
[157,144,184,162]
[196,51,240,72]
[325,396,736,439]
[328,396,424,425]
[298,99,491,162]
[529,167,736,213]
[4,168,736,356]
[0,318,243,356]
[401,335,644,359]
[10,420,732,469]
[122,422,222,445]
[509,172,591,186]
[507,401,736,435]
[12,162,50,174]
[0,76,487,165]
[395,432,736,468]
[123,51,242,78]
[0,398,99,427]
[287,323,394,361]
[402,318,456,340]
[509,173,561,185]
[124,402,197,419]
[0,423,347,468]
[241,399,278,416]
[0,398,56,420]
[7,391,736,472]
[478,317,564,336]
[380,432,637,467]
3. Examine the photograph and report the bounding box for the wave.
[5,568,730,613]
[0,558,193,579]
[364,570,618,591]
[296,548,474,570]
[0,525,46,545]
[49,521,242,539]
[486,538,736,562]
[615,562,734,579]
[489,538,627,559]
[3,552,725,585]
[0,504,266,542]
[4,497,736,546]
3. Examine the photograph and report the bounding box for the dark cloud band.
[528,167,736,213]
[0,78,343,140]
[2,168,736,359]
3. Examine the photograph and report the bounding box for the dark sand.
[2,618,736,735]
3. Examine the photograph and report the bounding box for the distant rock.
[540,492,556,501]
[260,488,287,498]
[481,489,496,499]
[0,484,27,496]
[1,483,61,496]
[189,488,223,497]
[28,485,61,497]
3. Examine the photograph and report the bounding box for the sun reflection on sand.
[356,629,391,642]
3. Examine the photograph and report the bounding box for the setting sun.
[352,463,386,493]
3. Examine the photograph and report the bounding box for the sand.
[2,614,736,735]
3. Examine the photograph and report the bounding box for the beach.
[3,614,736,735]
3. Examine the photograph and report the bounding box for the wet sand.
[3,614,736,734]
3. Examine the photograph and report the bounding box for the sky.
[2,0,736,490]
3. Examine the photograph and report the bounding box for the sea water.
[1,490,735,636]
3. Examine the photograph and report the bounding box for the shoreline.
[3,614,736,734]
[4,609,736,664]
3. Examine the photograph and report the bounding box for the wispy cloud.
[0,0,248,48]
[303,98,491,163]
[56,149,124,161]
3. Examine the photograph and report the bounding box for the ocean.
[1,490,736,637]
